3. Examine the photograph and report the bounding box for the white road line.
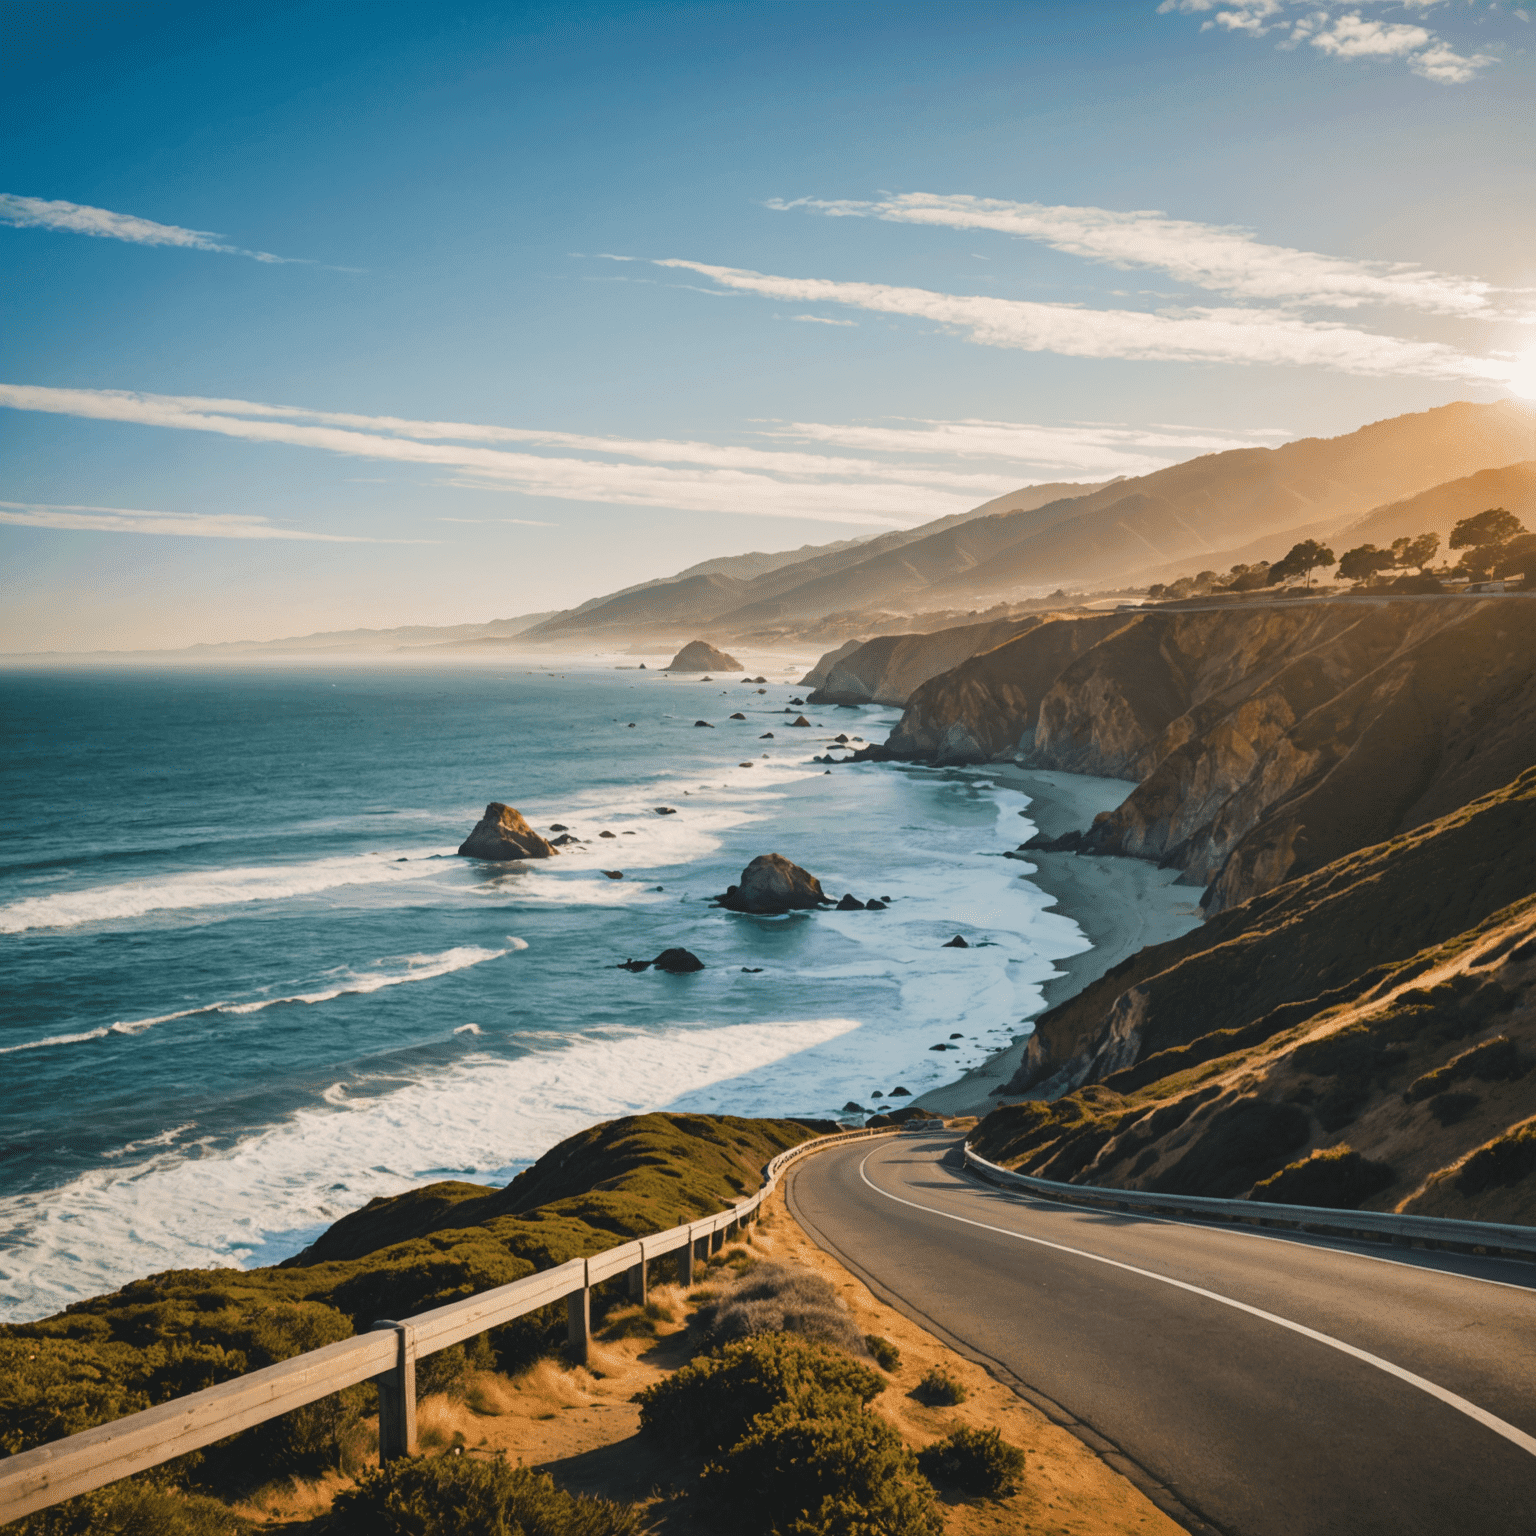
[856,1152,1536,1461]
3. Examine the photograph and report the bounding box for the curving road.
[785,1131,1536,1536]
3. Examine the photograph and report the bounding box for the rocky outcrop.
[458,803,559,860]
[807,617,1043,706]
[621,947,705,973]
[883,597,1536,913]
[668,640,741,671]
[717,854,828,913]
[800,638,865,689]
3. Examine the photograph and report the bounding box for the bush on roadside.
[917,1425,1026,1497]
[912,1367,967,1407]
[4,1480,253,1536]
[325,1456,644,1536]
[638,1332,882,1457]
[707,1398,941,1536]
[1249,1145,1395,1209]
[690,1264,868,1355]
[864,1334,901,1372]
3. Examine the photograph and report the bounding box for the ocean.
[0,659,1092,1322]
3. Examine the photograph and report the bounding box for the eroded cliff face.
[884,596,1536,912]
[807,617,1042,706]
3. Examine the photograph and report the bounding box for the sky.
[2,0,1534,652]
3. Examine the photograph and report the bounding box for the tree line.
[1147,508,1533,602]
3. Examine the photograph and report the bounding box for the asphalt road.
[785,1132,1536,1536]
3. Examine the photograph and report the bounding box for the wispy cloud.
[653,260,1516,382]
[0,385,1289,524]
[791,313,857,326]
[0,194,305,264]
[771,193,1501,315]
[1158,2,1499,84]
[764,418,1292,479]
[0,502,411,541]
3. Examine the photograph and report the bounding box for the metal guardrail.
[963,1144,1536,1261]
[0,1126,894,1523]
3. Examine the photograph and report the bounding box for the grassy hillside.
[0,1115,813,1493]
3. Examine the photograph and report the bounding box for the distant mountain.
[523,401,1534,643]
[176,612,562,654]
[1335,460,1536,551]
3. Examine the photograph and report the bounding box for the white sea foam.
[0,1015,860,1319]
[0,849,457,933]
[453,1022,483,1035]
[0,947,510,1055]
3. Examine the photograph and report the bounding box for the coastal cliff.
[806,616,1042,705]
[974,770,1536,1223]
[882,596,1536,912]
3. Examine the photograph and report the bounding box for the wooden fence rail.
[0,1127,893,1525]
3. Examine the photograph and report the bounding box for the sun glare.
[1507,346,1536,400]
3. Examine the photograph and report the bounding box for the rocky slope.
[805,616,1042,705]
[880,595,1536,913]
[972,774,1536,1223]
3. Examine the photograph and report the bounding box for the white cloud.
[0,502,408,541]
[654,259,1515,381]
[791,313,857,326]
[1159,1,1500,83]
[764,418,1292,479]
[0,386,1303,525]
[0,194,303,264]
[772,193,1500,316]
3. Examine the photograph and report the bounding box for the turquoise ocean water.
[0,660,1090,1321]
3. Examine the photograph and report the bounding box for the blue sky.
[2,0,1533,650]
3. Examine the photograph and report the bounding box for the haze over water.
[0,661,1090,1321]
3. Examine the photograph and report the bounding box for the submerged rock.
[551,833,582,846]
[943,935,970,948]
[655,806,677,814]
[668,640,741,671]
[601,869,624,879]
[729,712,747,720]
[717,853,828,914]
[599,830,617,838]
[695,720,715,728]
[759,732,775,739]
[458,803,559,861]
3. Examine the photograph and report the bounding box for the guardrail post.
[370,1320,417,1462]
[627,1241,647,1304]
[711,1226,724,1255]
[567,1270,591,1366]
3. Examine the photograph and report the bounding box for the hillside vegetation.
[0,1115,813,1506]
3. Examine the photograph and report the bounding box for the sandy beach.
[915,767,1204,1117]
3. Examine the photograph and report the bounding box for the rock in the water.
[717,853,827,914]
[730,712,746,720]
[652,947,705,973]
[943,935,970,948]
[655,806,677,815]
[865,899,886,910]
[458,803,559,861]
[668,640,741,671]
[759,732,774,739]
[694,720,715,728]
[950,1032,964,1038]
[789,715,812,728]
[618,958,652,972]
[741,966,764,973]
[929,1043,949,1051]
[890,1086,911,1097]
[789,697,805,705]
[602,869,624,879]
[834,734,849,743]
[551,833,582,846]
[836,893,866,911]
[751,676,767,684]
[842,1101,868,1113]
[738,761,755,768]
[638,663,646,669]
[549,823,568,831]
[599,830,617,838]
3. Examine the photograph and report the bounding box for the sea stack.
[457,803,559,860]
[668,639,742,671]
[718,853,827,913]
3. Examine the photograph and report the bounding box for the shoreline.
[913,766,1204,1118]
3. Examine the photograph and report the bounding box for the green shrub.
[917,1425,1026,1497]
[1250,1145,1395,1209]
[691,1263,867,1354]
[639,1332,883,1457]
[864,1334,901,1372]
[708,1398,941,1536]
[912,1367,967,1407]
[4,1480,252,1536]
[326,1455,643,1536]
[1455,1117,1536,1196]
